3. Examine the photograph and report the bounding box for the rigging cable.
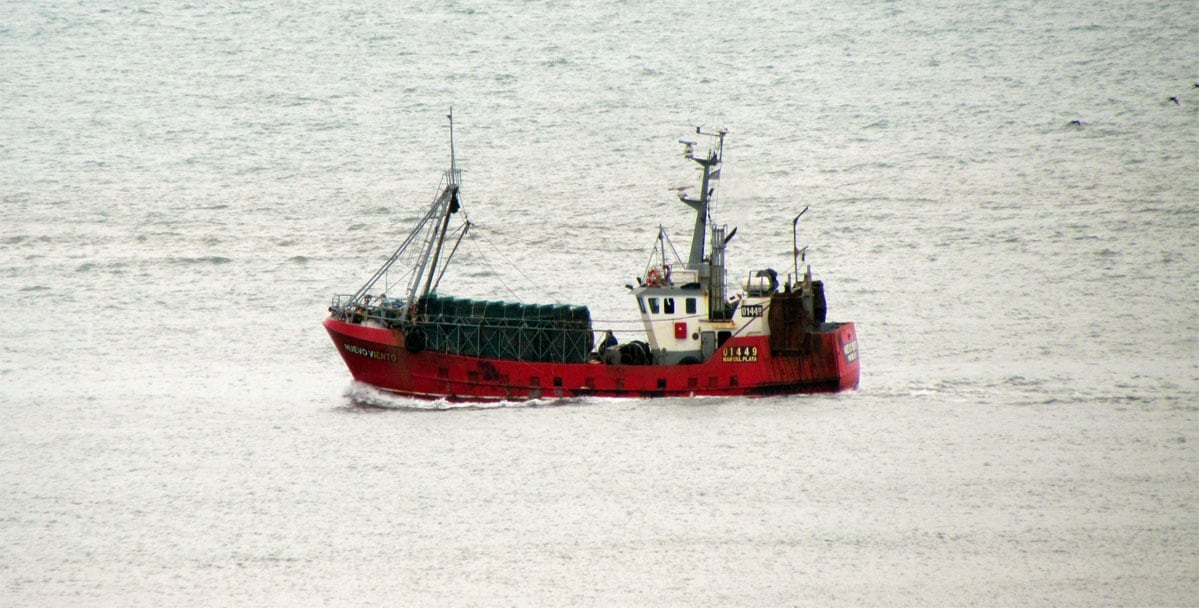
[429,221,471,294]
[468,224,543,301]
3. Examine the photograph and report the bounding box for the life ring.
[646,267,662,286]
[645,265,670,287]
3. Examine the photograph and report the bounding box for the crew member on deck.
[599,329,618,352]
[598,329,619,364]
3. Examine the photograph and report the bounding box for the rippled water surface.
[2,1,1197,605]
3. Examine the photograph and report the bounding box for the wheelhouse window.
[637,297,647,314]
[664,297,675,314]
[648,297,660,314]
[685,297,697,314]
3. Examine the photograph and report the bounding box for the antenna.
[447,107,457,185]
[792,206,809,284]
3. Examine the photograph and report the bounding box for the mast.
[677,127,727,268]
[677,127,729,318]
[408,110,461,312]
[420,187,458,300]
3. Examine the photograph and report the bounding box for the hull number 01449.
[740,304,764,318]
[722,345,759,363]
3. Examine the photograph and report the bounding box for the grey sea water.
[2,1,1197,605]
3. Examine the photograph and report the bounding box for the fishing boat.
[323,116,859,401]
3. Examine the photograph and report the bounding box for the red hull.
[324,317,859,401]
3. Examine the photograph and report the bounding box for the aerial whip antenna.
[792,206,809,285]
[447,107,457,185]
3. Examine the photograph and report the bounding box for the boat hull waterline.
[325,317,858,401]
